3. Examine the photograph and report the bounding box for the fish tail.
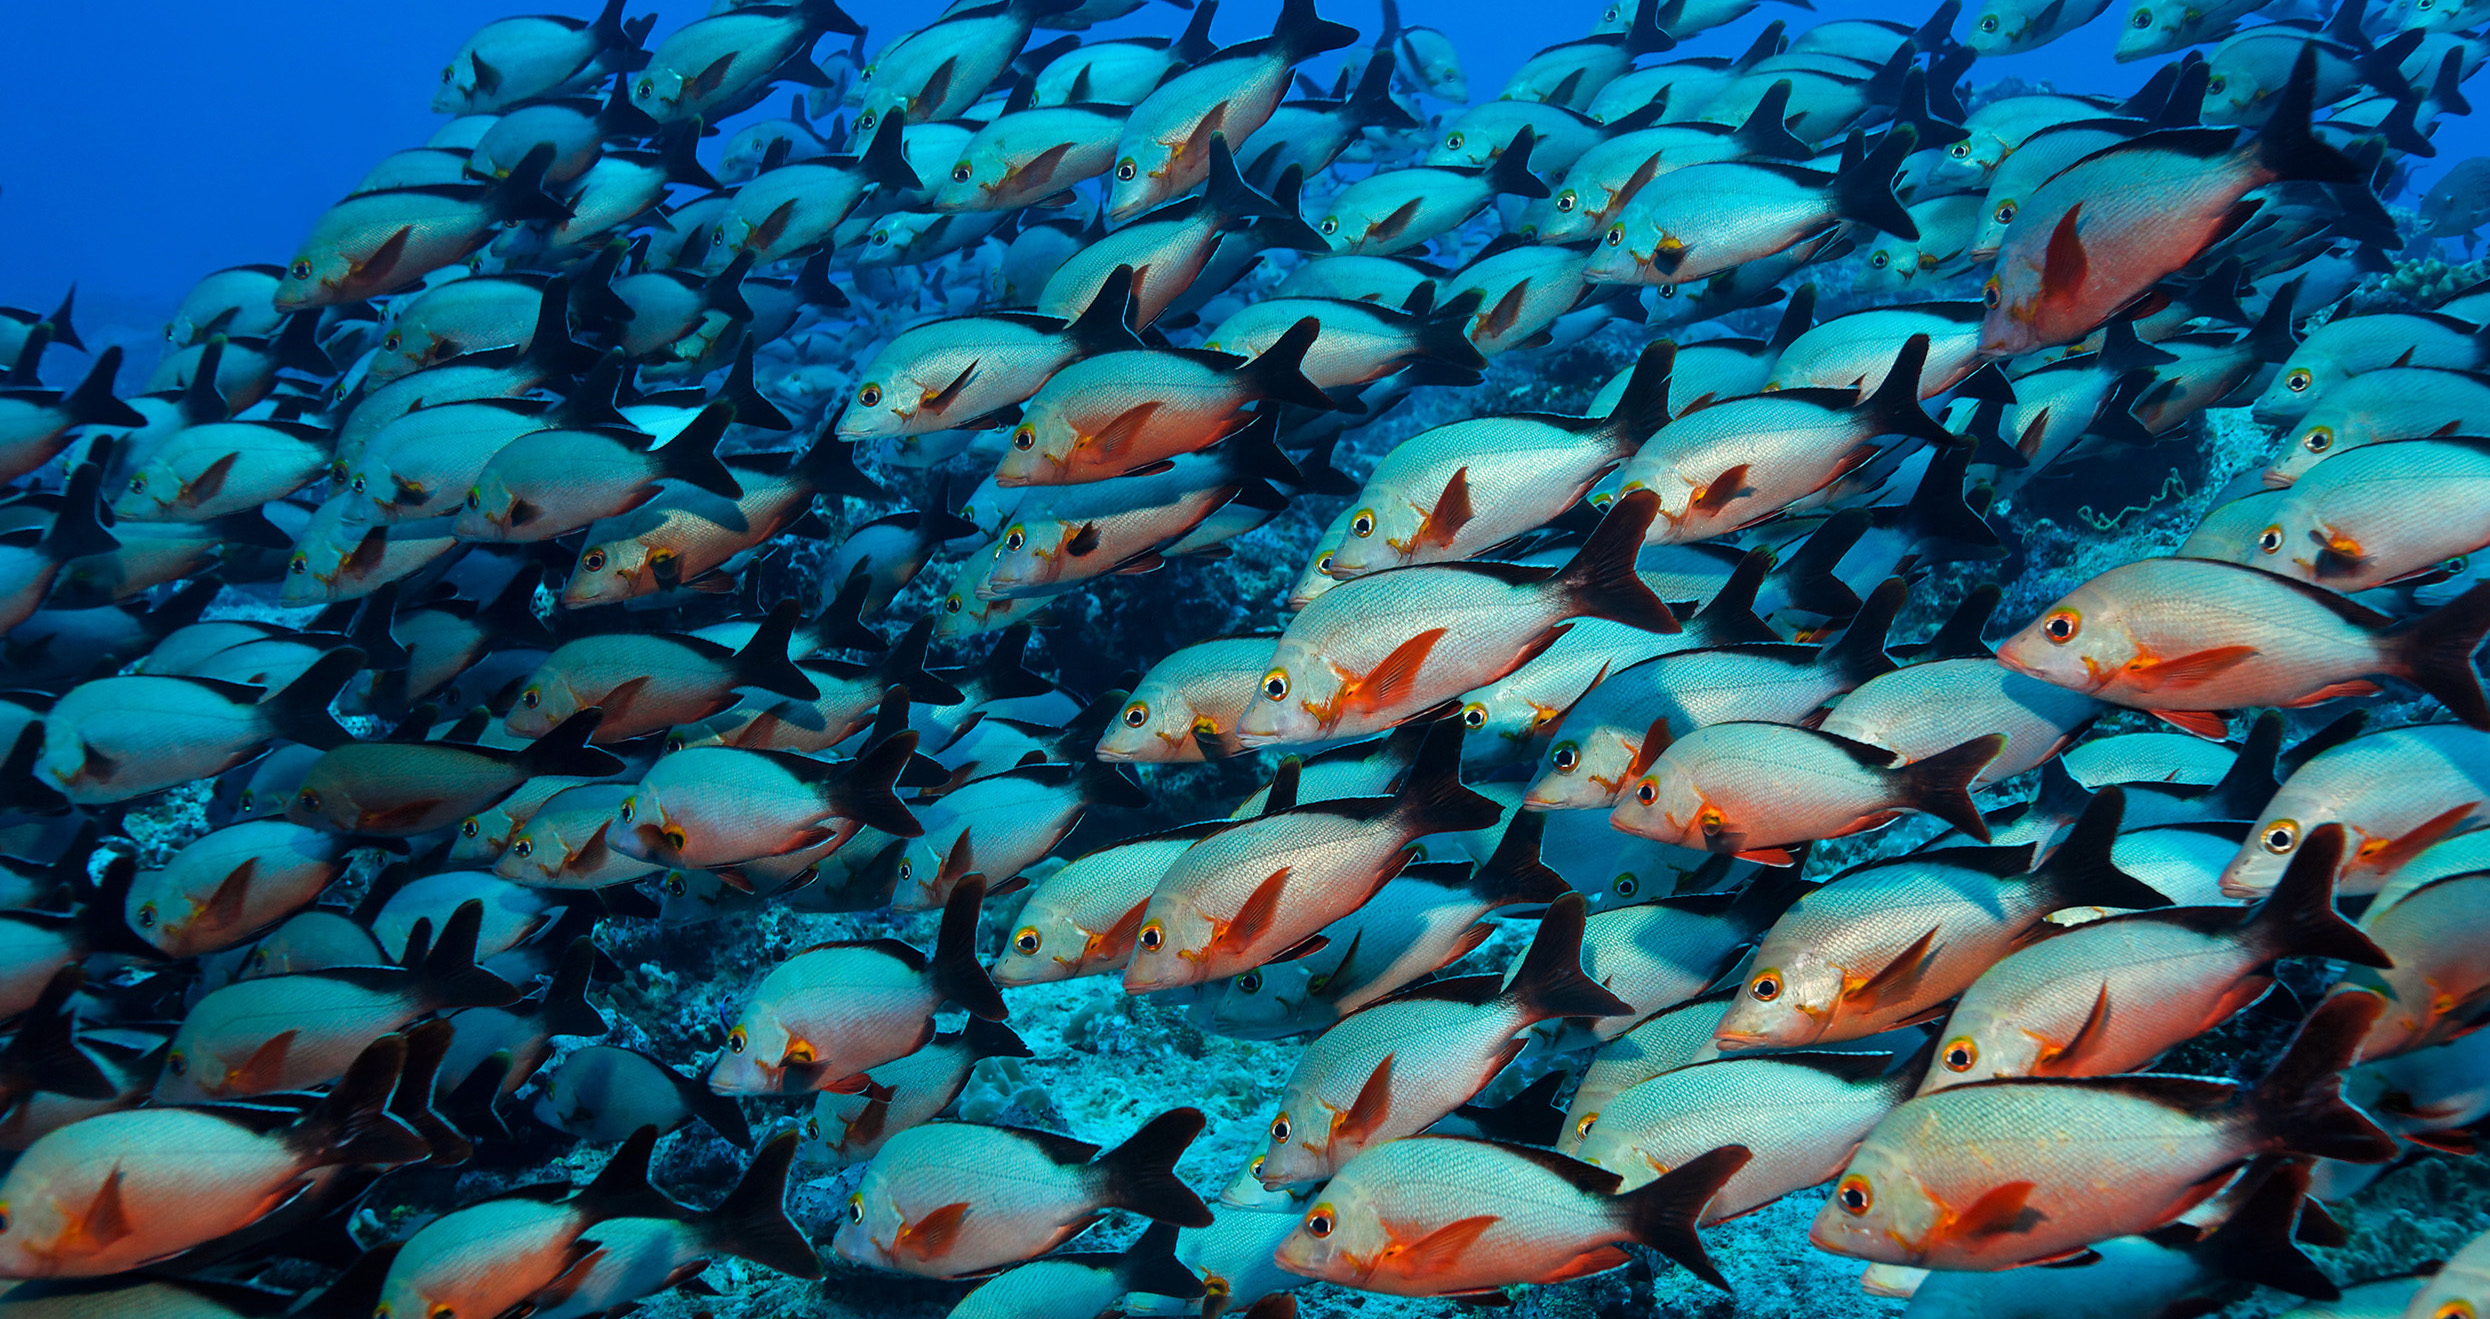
[60,346,144,429]
[978,625,1061,699]
[1775,507,1868,620]
[1724,862,1814,936]
[1233,317,1339,410]
[653,401,749,500]
[1482,127,1550,201]
[932,877,1008,1021]
[1506,893,1633,1023]
[260,646,364,751]
[542,937,612,1039]
[415,900,523,1011]
[43,282,83,353]
[0,968,112,1103]
[1392,718,1503,833]
[830,721,928,837]
[1820,577,1903,688]
[1351,50,1420,130]
[485,145,575,226]
[1689,550,1779,645]
[2247,991,2397,1163]
[1469,810,1573,906]
[701,1130,823,1277]
[1612,1143,1748,1290]
[1065,265,1145,354]
[879,620,965,704]
[2251,824,2392,967]
[1896,732,2007,842]
[860,113,921,192]
[2185,1162,2338,1300]
[1862,333,1956,447]
[2026,783,2164,908]
[1920,583,2002,661]
[1094,1108,1215,1226]
[288,1034,431,1168]
[1559,489,1680,634]
[2388,582,2490,728]
[733,603,821,702]
[1117,1221,1209,1302]
[702,252,758,322]
[677,1060,756,1147]
[798,0,865,38]
[964,1015,1034,1060]
[517,709,627,777]
[2256,47,2395,237]
[1415,288,1490,373]
[38,447,120,566]
[390,1019,474,1168]
[550,349,630,429]
[1271,0,1357,60]
[4,320,50,386]
[1901,443,2007,559]
[1733,80,1811,160]
[1600,340,1676,452]
[1831,126,1920,242]
[577,1126,684,1219]
[1204,135,1318,238]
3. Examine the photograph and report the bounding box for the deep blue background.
[0,0,2469,354]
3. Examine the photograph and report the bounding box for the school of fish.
[9,0,2490,1312]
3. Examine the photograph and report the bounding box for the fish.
[800,1017,1032,1166]
[1810,992,2395,1270]
[456,399,747,543]
[290,709,623,837]
[507,603,818,742]
[1713,788,2168,1049]
[2218,722,2490,900]
[993,321,1332,487]
[1585,128,1920,288]
[1611,720,2005,863]
[0,1035,427,1279]
[434,0,650,114]
[711,879,1005,1094]
[1319,129,1551,256]
[1125,718,1501,991]
[37,647,359,805]
[1096,636,1277,762]
[833,1108,1214,1277]
[0,458,120,641]
[1240,491,1678,746]
[125,820,349,957]
[610,723,921,871]
[533,1043,752,1146]
[1925,821,2388,1090]
[946,1221,1208,1319]
[274,150,573,310]
[1995,558,2490,738]
[854,0,1077,134]
[1253,894,1629,1186]
[627,0,861,126]
[1270,1135,1747,1297]
[1103,0,1357,221]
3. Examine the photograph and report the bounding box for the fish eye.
[2257,525,2284,554]
[950,163,973,183]
[2041,609,2080,643]
[727,1025,748,1053]
[846,1191,865,1223]
[1949,141,1971,159]
[1612,873,1637,897]
[1138,921,1165,952]
[1270,1113,1292,1143]
[583,549,608,572]
[1576,1111,1599,1138]
[898,859,913,882]
[945,594,964,613]
[2303,426,2333,454]
[858,110,878,131]
[1012,926,1040,955]
[1115,157,1138,182]
[521,688,541,709]
[1011,423,1036,451]
[619,799,635,823]
[1004,526,1026,552]
[297,788,322,812]
[288,259,312,280]
[803,1116,820,1138]
[1460,702,1487,730]
[2262,819,2300,854]
[1122,700,1149,728]
[135,902,157,928]
[1556,190,1577,212]
[1552,742,1579,772]
[1983,278,2002,308]
[636,77,654,98]
[1238,971,1263,994]
[1634,778,1657,805]
[1869,252,1889,269]
[1978,13,2000,30]
[2206,75,2225,94]
[2285,368,2312,392]
[382,333,401,352]
[1304,1204,1334,1237]
[511,839,533,858]
[870,228,891,246]
[1262,669,1289,701]
[465,489,482,510]
[1750,970,1782,1001]
[1943,1037,1979,1072]
[1319,217,1339,235]
[1837,1174,1873,1214]
[664,871,688,895]
[127,475,146,494]
[287,554,309,576]
[858,383,883,407]
[1314,552,1333,573]
[167,1049,188,1075]
[1445,132,1464,149]
[1604,226,1623,247]
[1350,509,1375,538]
[2130,6,2152,24]
[1995,201,2017,225]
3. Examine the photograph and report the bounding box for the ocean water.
[4,0,2490,1317]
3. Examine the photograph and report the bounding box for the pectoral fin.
[1331,1053,1396,1149]
[2122,645,2256,692]
[894,1201,971,1260]
[1842,926,1941,1015]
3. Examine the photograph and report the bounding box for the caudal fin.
[1117,1220,1209,1301]
[932,877,1007,1021]
[60,346,145,429]
[2249,824,2392,967]
[1235,317,1341,411]
[2389,582,2490,728]
[2029,785,2171,909]
[413,900,523,1012]
[1506,893,1634,1023]
[1615,1143,1749,1289]
[1470,810,1574,906]
[1390,718,1504,834]
[1095,1108,1215,1226]
[2248,992,2397,1163]
[291,1034,431,1168]
[1897,733,2007,841]
[516,709,628,777]
[1820,577,1903,688]
[732,602,822,701]
[702,1130,824,1277]
[654,401,747,500]
[1832,127,1920,240]
[1598,340,1675,453]
[1861,334,1956,446]
[1559,489,1680,633]
[261,646,364,751]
